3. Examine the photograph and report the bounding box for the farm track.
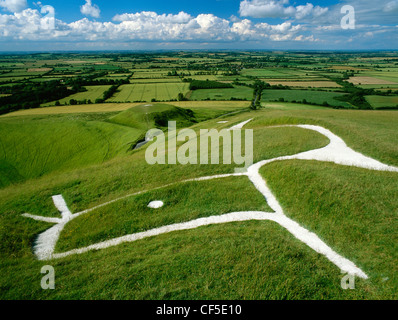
[139,84,146,102]
[164,82,172,101]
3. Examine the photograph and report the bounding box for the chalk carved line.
[22,121,398,279]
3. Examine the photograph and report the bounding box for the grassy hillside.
[0,113,142,188]
[261,161,398,298]
[0,104,397,300]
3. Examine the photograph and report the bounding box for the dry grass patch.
[27,68,53,72]
[348,77,398,85]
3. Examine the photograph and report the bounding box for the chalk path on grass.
[22,120,398,279]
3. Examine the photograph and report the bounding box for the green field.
[132,71,169,79]
[365,95,398,109]
[190,86,253,101]
[261,89,352,108]
[108,83,190,102]
[42,85,112,106]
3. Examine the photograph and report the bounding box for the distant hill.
[108,103,197,130]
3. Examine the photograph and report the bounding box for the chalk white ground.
[22,120,398,279]
[148,201,164,209]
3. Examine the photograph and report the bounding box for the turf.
[261,89,352,108]
[0,106,397,300]
[0,113,142,187]
[365,95,398,109]
[108,83,190,102]
[42,85,112,107]
[260,161,398,299]
[190,86,253,101]
[0,221,379,300]
[57,176,273,252]
[0,103,141,117]
[108,103,196,130]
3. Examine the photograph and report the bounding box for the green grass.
[0,76,33,83]
[0,113,142,188]
[190,86,253,101]
[262,102,326,110]
[261,89,352,108]
[1,221,380,300]
[260,161,398,299]
[130,78,182,84]
[0,106,397,300]
[108,83,190,102]
[358,84,398,89]
[42,85,111,106]
[108,103,196,130]
[365,95,398,109]
[57,176,272,252]
[248,108,398,167]
[132,71,169,79]
[241,68,300,78]
[189,75,219,81]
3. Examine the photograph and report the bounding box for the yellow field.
[348,77,398,85]
[27,68,53,72]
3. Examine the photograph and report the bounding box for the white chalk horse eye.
[23,120,398,280]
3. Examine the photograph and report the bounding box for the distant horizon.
[1,49,398,54]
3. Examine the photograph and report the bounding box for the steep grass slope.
[0,113,142,188]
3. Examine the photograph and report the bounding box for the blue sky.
[0,0,397,51]
[45,0,336,23]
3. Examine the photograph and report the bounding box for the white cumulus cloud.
[0,0,27,12]
[239,0,328,20]
[80,0,100,18]
[0,8,314,44]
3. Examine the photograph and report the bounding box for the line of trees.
[0,81,77,115]
[251,80,269,110]
[189,80,234,90]
[95,85,119,104]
